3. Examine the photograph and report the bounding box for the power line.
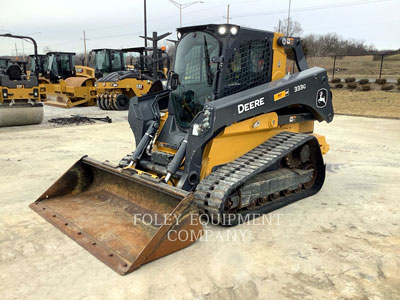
[229,0,391,19]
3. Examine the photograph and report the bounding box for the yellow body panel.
[75,66,95,78]
[96,78,153,99]
[271,33,287,81]
[200,115,326,180]
[0,85,40,103]
[44,77,97,108]
[142,111,328,182]
[313,133,330,155]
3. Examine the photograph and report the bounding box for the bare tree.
[302,33,377,57]
[75,53,86,65]
[274,18,303,37]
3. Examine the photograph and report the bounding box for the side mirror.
[167,71,179,91]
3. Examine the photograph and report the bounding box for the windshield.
[30,56,48,74]
[59,54,74,73]
[111,51,123,72]
[171,31,219,128]
[0,59,9,69]
[48,54,58,75]
[29,57,36,73]
[95,50,109,73]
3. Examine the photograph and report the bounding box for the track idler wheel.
[303,163,317,189]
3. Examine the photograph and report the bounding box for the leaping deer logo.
[316,89,328,108]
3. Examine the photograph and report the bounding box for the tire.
[99,97,106,110]
[97,97,104,110]
[115,94,130,110]
[104,97,112,110]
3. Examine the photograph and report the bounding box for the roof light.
[177,31,182,40]
[230,26,238,35]
[218,26,227,35]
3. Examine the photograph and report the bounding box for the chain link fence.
[288,52,400,83]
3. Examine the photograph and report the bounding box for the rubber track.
[194,131,322,225]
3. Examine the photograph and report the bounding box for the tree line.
[274,18,388,57]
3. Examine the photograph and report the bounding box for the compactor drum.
[31,24,333,274]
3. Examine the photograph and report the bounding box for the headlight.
[2,89,7,98]
[218,26,227,35]
[230,26,238,35]
[177,31,182,40]
[33,89,39,97]
[94,83,98,87]
[112,83,118,87]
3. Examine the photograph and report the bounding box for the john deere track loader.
[95,32,171,111]
[0,34,43,127]
[31,24,333,274]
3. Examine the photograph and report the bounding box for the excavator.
[0,34,43,127]
[95,32,171,111]
[30,24,333,274]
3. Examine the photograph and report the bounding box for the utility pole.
[81,30,90,66]
[14,43,18,57]
[168,0,204,27]
[223,4,232,24]
[21,40,25,61]
[287,0,291,36]
[83,30,87,65]
[144,0,147,48]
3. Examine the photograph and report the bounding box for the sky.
[0,0,399,56]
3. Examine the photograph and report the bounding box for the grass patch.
[332,90,400,119]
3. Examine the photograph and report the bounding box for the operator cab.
[155,24,274,148]
[168,24,274,129]
[90,48,126,78]
[29,54,48,77]
[46,52,75,81]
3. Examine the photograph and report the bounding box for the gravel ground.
[10,104,130,131]
[0,115,399,300]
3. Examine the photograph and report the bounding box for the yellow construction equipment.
[31,52,97,108]
[31,24,334,274]
[0,34,43,127]
[95,32,171,110]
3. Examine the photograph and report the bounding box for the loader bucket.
[30,157,203,275]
